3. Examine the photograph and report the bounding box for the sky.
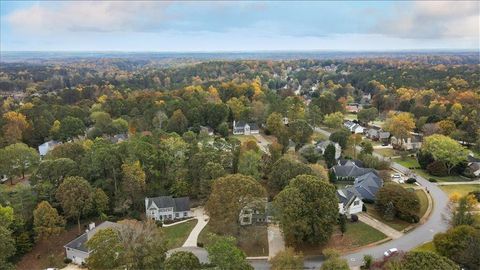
[1,1,479,52]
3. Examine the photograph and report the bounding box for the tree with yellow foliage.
[383,112,415,147]
[2,111,29,143]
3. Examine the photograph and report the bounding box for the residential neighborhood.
[0,2,479,270]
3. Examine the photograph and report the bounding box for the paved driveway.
[267,224,285,258]
[182,207,209,247]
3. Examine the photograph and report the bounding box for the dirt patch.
[16,221,95,270]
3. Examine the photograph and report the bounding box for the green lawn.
[366,205,412,232]
[439,184,480,197]
[161,219,198,249]
[414,241,437,253]
[393,156,419,168]
[344,221,387,246]
[296,221,387,255]
[393,157,470,182]
[198,223,268,256]
[374,148,396,157]
[415,190,429,218]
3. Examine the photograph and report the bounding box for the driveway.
[358,213,403,239]
[182,207,209,247]
[253,134,270,154]
[267,224,285,258]
[249,126,450,269]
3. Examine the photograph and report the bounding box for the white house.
[391,133,422,150]
[344,121,364,134]
[145,196,192,221]
[64,221,120,265]
[38,140,61,156]
[316,140,342,160]
[337,188,363,216]
[233,121,259,135]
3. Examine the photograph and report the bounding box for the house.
[466,154,480,178]
[365,128,390,143]
[145,196,192,221]
[316,140,341,160]
[200,126,214,136]
[332,161,376,180]
[344,121,365,134]
[332,161,383,201]
[232,121,259,135]
[391,133,422,150]
[346,103,362,113]
[337,188,363,215]
[337,159,364,168]
[64,221,120,265]
[38,140,61,156]
[111,133,128,144]
[239,199,275,225]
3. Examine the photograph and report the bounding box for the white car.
[391,173,401,179]
[384,248,398,257]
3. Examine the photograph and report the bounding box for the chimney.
[233,120,236,128]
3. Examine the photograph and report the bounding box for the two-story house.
[233,121,260,135]
[145,196,192,221]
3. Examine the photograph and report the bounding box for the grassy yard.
[161,219,198,249]
[393,156,419,168]
[415,190,429,218]
[296,221,387,255]
[439,184,480,197]
[198,224,268,257]
[231,135,257,144]
[366,205,412,232]
[413,241,437,253]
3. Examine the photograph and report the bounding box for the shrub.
[468,191,480,202]
[426,161,448,176]
[417,150,434,169]
[197,242,204,247]
[376,183,420,223]
[64,258,72,264]
[405,178,417,184]
[428,178,437,183]
[351,214,359,222]
[362,204,367,212]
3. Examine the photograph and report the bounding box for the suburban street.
[249,126,451,269]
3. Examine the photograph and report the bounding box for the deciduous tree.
[165,251,201,270]
[274,175,338,245]
[206,234,252,270]
[422,134,468,174]
[0,143,39,182]
[323,112,344,129]
[270,247,303,270]
[33,201,65,242]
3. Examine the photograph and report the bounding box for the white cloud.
[373,1,479,39]
[7,1,171,33]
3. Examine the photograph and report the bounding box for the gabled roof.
[146,196,190,212]
[353,172,383,201]
[338,159,364,168]
[64,221,119,252]
[333,163,375,178]
[234,121,259,131]
[467,154,480,163]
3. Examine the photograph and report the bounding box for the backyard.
[161,219,198,249]
[198,224,269,257]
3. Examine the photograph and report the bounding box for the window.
[354,200,360,206]
[168,215,172,219]
[184,212,187,217]
[175,213,179,218]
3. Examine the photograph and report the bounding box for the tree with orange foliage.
[383,112,415,147]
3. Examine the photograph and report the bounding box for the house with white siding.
[233,121,259,135]
[145,196,192,221]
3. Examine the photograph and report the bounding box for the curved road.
[249,127,450,269]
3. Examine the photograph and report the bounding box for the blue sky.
[1,1,478,51]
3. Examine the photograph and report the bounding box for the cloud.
[7,1,172,33]
[372,1,479,39]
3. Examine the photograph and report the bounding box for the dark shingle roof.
[147,196,191,212]
[353,172,383,201]
[64,221,119,252]
[333,163,374,178]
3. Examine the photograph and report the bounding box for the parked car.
[384,248,398,257]
[0,175,8,184]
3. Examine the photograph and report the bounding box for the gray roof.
[234,121,259,131]
[338,159,364,168]
[379,131,390,139]
[333,163,375,178]
[146,196,190,212]
[64,221,119,252]
[467,154,480,163]
[353,172,383,201]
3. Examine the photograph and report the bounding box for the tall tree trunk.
[77,216,81,234]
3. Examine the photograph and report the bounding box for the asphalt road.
[248,127,450,269]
